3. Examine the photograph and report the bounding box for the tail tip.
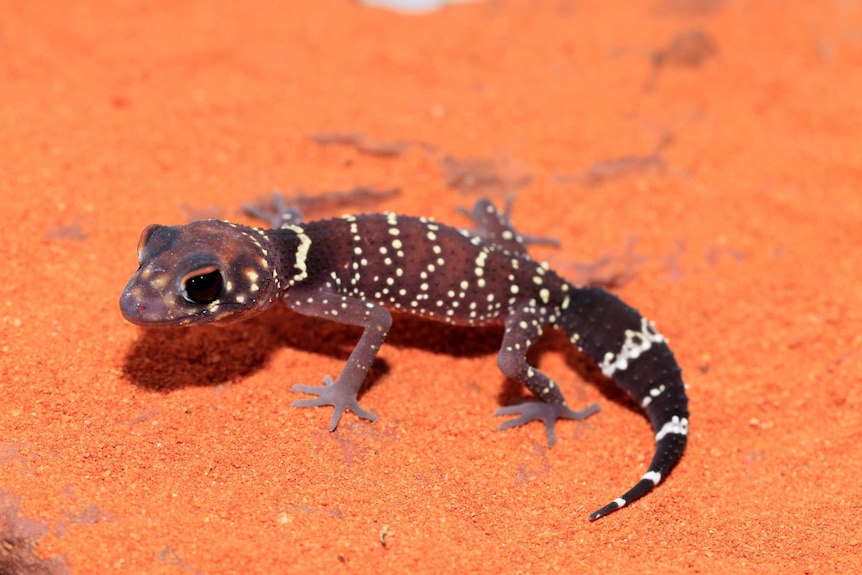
[588,497,627,521]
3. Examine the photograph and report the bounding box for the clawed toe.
[519,232,561,248]
[291,383,326,395]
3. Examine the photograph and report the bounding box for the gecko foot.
[497,197,561,247]
[457,198,560,252]
[495,401,600,447]
[291,375,378,431]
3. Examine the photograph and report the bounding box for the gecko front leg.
[286,287,393,430]
[243,191,304,229]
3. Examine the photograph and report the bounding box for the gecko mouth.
[119,285,185,326]
[120,281,245,327]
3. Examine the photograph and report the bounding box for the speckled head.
[120,220,277,327]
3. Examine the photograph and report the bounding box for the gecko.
[120,195,689,521]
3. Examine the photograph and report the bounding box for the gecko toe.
[291,384,326,395]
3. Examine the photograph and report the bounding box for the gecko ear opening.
[182,266,224,304]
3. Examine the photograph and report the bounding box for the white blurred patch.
[361,0,485,13]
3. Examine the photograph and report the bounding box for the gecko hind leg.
[459,198,560,255]
[494,308,599,446]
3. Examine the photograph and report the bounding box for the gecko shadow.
[387,314,636,415]
[123,305,379,392]
[123,305,501,394]
[123,305,636,416]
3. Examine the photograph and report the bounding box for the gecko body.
[120,197,689,520]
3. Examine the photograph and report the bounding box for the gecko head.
[120,220,279,327]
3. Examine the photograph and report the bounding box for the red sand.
[2,0,861,572]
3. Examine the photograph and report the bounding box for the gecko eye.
[182,266,224,304]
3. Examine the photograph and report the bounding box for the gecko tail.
[557,286,689,521]
[588,430,687,521]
